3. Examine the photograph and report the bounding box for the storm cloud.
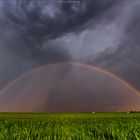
[94,1,140,90]
[0,0,120,57]
[0,0,140,93]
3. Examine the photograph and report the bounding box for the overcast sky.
[0,0,140,91]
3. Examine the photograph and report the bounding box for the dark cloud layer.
[0,0,121,86]
[0,0,140,111]
[93,2,140,90]
[0,0,118,61]
[0,0,140,112]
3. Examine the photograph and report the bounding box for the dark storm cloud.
[0,0,121,86]
[0,0,140,112]
[1,0,140,92]
[92,2,140,89]
[0,0,118,61]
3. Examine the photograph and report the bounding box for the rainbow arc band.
[0,62,140,96]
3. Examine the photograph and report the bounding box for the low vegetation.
[0,113,140,140]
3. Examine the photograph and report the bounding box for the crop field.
[0,113,140,140]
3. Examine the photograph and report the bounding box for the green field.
[0,113,140,140]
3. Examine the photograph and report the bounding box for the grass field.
[0,113,140,140]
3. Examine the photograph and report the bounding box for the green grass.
[0,113,140,140]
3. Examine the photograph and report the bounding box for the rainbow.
[0,62,140,96]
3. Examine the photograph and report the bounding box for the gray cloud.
[0,0,140,112]
[0,0,140,90]
[0,0,120,85]
[0,0,118,58]
[94,1,140,90]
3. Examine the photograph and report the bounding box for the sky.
[0,63,140,112]
[0,0,140,111]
